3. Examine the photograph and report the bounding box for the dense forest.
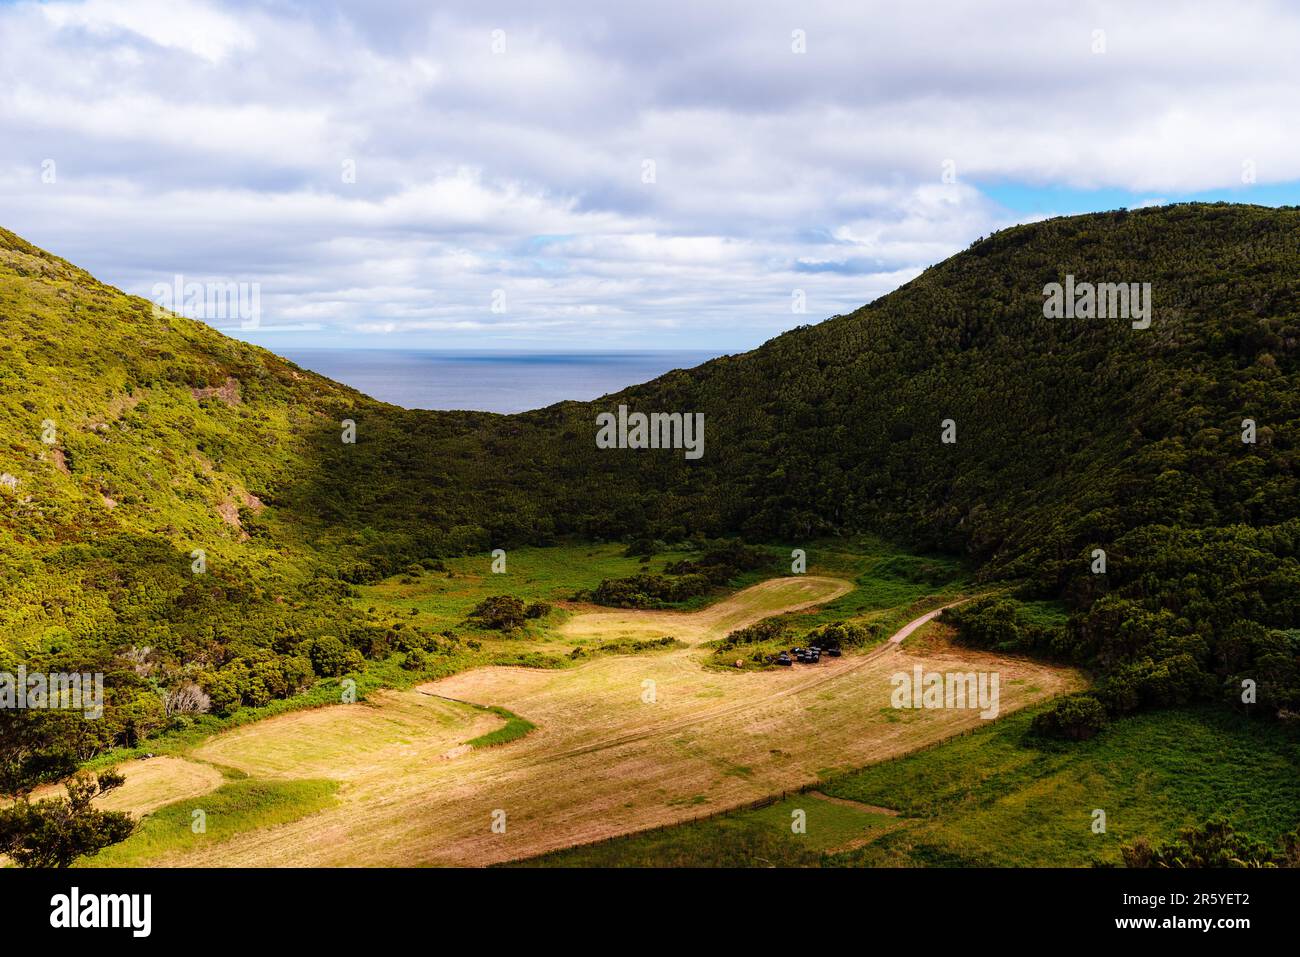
[2,202,1298,791]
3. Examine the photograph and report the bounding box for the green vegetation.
[81,776,338,867]
[587,541,778,608]
[465,595,531,631]
[711,618,792,666]
[707,618,871,669]
[572,636,683,659]
[824,705,1300,866]
[941,596,1072,658]
[1119,819,1300,868]
[465,705,536,749]
[0,770,134,867]
[522,706,1300,867]
[515,794,897,867]
[3,204,1299,851]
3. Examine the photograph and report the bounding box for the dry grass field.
[85,576,1081,866]
[32,756,224,817]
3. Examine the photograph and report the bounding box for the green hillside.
[2,203,1298,789]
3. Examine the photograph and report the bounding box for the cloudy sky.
[2,0,1298,352]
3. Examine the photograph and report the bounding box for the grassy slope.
[82,776,339,867]
[515,794,898,867]
[63,546,1022,866]
[521,704,1300,867]
[824,706,1300,866]
[0,225,363,560]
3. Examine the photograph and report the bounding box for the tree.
[201,669,243,714]
[0,771,135,867]
[1031,694,1109,740]
[307,635,352,677]
[165,682,211,716]
[0,710,85,799]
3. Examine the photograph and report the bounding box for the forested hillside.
[2,203,1298,787]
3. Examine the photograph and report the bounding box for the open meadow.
[69,542,1082,866]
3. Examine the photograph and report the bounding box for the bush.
[1031,694,1109,741]
[467,595,527,630]
[1119,820,1291,868]
[803,621,871,649]
[623,538,663,557]
[591,573,712,608]
[663,540,771,584]
[717,619,788,652]
[942,597,1064,657]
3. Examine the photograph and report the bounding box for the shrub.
[717,619,788,652]
[1031,694,1109,740]
[467,595,527,630]
[591,573,712,608]
[803,621,871,649]
[1119,820,1289,868]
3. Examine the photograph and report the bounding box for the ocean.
[275,349,721,414]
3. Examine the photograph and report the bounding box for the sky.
[1,0,1299,352]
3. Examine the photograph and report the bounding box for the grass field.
[62,538,1083,866]
[84,777,339,867]
[517,793,901,867]
[522,701,1300,867]
[824,704,1300,866]
[79,537,973,770]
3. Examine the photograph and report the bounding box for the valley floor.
[77,564,1080,866]
[522,702,1300,867]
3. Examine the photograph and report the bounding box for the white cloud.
[40,0,255,62]
[0,0,1297,349]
